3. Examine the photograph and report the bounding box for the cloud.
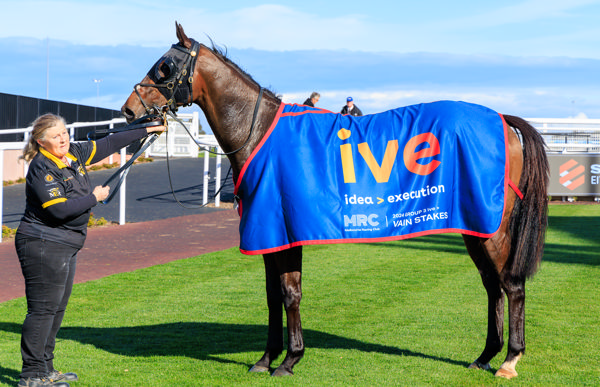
[2,1,179,46]
[206,5,367,50]
[227,48,600,118]
[2,36,599,136]
[2,2,368,49]
[3,1,599,59]
[282,85,599,120]
[431,0,600,29]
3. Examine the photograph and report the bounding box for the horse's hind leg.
[464,233,526,380]
[271,246,304,376]
[463,235,505,371]
[495,275,526,379]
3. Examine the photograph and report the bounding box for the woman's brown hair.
[21,114,67,162]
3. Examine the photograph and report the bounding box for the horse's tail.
[503,115,549,279]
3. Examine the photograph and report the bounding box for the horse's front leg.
[272,246,304,376]
[249,253,286,373]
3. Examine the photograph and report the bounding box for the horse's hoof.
[271,367,293,377]
[249,365,269,373]
[495,367,518,379]
[468,361,491,371]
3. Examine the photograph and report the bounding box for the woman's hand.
[92,185,110,202]
[146,125,166,134]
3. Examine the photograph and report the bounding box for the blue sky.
[2,0,600,129]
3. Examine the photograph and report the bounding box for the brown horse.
[121,23,549,379]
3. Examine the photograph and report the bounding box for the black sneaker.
[18,377,69,387]
[47,370,78,382]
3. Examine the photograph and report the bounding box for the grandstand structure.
[528,117,600,154]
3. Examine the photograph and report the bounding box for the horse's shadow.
[373,234,467,255]
[368,224,600,267]
[0,321,468,377]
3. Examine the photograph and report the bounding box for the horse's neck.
[196,78,279,177]
[231,97,279,178]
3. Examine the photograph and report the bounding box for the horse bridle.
[128,39,266,208]
[92,37,203,205]
[132,39,264,157]
[134,39,202,114]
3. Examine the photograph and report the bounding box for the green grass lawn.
[0,204,598,386]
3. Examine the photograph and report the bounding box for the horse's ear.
[175,21,192,49]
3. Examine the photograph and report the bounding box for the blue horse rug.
[234,100,510,255]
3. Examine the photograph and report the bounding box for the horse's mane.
[206,38,281,102]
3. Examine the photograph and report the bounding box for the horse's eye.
[154,58,174,82]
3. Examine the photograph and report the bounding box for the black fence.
[0,92,123,142]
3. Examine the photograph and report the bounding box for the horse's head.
[121,22,201,122]
[122,22,281,169]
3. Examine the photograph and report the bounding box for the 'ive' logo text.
[338,128,441,183]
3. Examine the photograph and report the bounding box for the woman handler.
[15,113,164,387]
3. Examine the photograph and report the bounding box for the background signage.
[547,154,600,196]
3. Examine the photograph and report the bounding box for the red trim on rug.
[281,104,334,116]
[234,102,285,196]
[499,114,524,200]
[240,227,499,255]
[235,106,512,253]
[508,178,524,199]
[489,112,511,237]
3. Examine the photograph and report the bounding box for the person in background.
[303,92,320,107]
[15,113,165,387]
[340,96,363,117]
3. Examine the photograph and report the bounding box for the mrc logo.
[559,159,585,190]
[344,214,379,227]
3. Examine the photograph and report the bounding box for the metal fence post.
[215,153,222,207]
[203,149,209,205]
[119,147,126,225]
